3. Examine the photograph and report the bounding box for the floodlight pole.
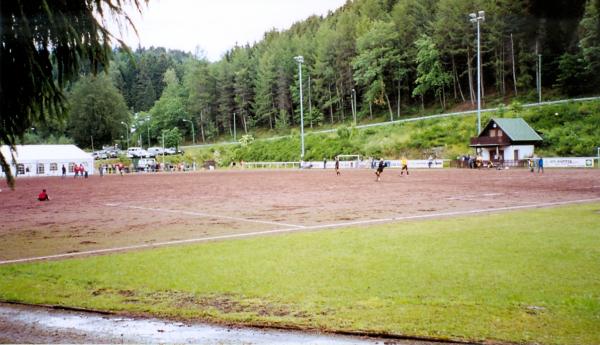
[470,10,485,135]
[146,117,151,147]
[294,55,305,159]
[120,121,130,149]
[161,131,165,167]
[183,119,195,145]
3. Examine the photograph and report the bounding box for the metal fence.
[450,159,529,169]
[243,161,300,169]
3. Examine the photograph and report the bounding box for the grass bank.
[181,99,600,166]
[1,203,599,344]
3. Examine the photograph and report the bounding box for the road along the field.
[1,168,599,263]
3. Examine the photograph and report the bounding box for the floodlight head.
[294,55,304,64]
[478,10,485,18]
[469,13,476,19]
[120,121,126,125]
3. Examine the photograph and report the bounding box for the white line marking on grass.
[106,204,306,229]
[2,197,600,265]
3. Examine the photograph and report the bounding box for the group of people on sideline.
[529,156,544,173]
[457,154,544,172]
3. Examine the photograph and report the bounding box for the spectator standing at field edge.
[538,156,544,174]
[528,158,534,172]
[335,156,340,176]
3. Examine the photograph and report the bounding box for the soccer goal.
[336,154,362,168]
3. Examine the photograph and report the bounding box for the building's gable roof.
[0,145,92,162]
[488,118,543,142]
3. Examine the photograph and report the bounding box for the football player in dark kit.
[375,158,385,182]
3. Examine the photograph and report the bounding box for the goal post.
[336,154,362,168]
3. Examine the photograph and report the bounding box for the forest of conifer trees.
[48,0,600,148]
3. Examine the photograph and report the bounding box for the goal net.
[336,154,362,168]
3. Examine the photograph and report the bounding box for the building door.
[513,150,519,161]
[498,150,504,161]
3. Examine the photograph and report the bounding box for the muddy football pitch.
[1,168,599,264]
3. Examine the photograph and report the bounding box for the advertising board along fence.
[387,159,444,169]
[244,161,300,169]
[544,157,595,168]
[245,159,444,169]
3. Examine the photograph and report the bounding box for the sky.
[110,0,347,61]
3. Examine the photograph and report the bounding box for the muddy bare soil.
[0,303,459,344]
[1,168,599,262]
[1,169,598,343]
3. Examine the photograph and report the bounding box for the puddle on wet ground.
[2,303,438,344]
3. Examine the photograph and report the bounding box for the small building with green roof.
[469,118,543,162]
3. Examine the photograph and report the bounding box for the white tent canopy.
[1,145,94,177]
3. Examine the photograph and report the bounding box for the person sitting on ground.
[38,189,50,201]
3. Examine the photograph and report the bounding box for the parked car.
[91,151,108,160]
[165,147,184,155]
[127,147,149,158]
[101,146,120,158]
[136,158,157,172]
[164,147,176,155]
[147,147,164,156]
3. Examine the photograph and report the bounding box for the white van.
[127,147,149,158]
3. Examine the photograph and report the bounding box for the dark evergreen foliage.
[0,0,145,187]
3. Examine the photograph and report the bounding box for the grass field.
[1,202,599,345]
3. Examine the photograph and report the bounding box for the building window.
[489,129,496,137]
[68,163,76,173]
[37,163,45,174]
[50,163,58,172]
[17,164,25,175]
[497,130,503,137]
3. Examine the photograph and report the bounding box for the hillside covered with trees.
[24,0,600,154]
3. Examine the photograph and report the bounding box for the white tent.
[0,145,94,178]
